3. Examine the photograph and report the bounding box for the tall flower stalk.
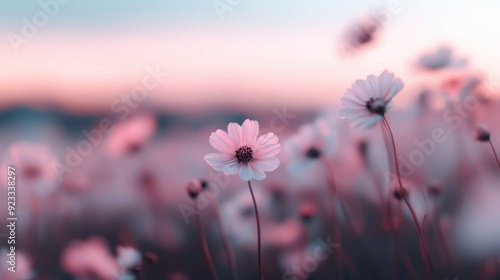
[338,70,436,277]
[204,119,281,280]
[187,180,219,280]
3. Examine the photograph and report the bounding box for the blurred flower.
[204,119,281,181]
[285,118,335,172]
[418,46,466,70]
[61,236,120,280]
[340,15,382,56]
[107,114,156,156]
[0,249,34,280]
[6,141,56,196]
[116,246,142,272]
[338,70,404,129]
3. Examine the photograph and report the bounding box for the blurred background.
[1,0,500,279]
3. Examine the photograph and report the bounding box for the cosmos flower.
[338,70,404,129]
[285,118,335,172]
[204,119,281,181]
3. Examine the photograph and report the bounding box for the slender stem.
[211,198,238,280]
[489,140,500,169]
[433,201,457,278]
[247,181,264,280]
[195,199,219,280]
[322,160,352,280]
[382,117,436,278]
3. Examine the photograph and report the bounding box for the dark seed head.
[299,203,316,222]
[200,180,208,190]
[235,146,253,163]
[306,147,322,159]
[23,165,41,180]
[186,179,202,199]
[365,98,386,115]
[475,125,491,142]
[393,188,408,200]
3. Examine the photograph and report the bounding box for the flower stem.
[195,199,219,280]
[211,197,238,280]
[489,140,500,169]
[247,181,264,280]
[382,117,436,278]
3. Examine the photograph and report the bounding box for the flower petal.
[228,122,244,147]
[253,157,280,172]
[242,119,259,144]
[239,164,253,181]
[254,133,279,149]
[204,153,236,171]
[209,129,237,154]
[384,77,404,101]
[251,168,267,180]
[224,161,240,175]
[255,143,281,158]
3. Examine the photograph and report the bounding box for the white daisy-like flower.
[338,70,404,129]
[285,118,335,172]
[204,119,281,181]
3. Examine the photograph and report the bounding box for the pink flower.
[61,237,120,280]
[204,119,281,181]
[338,70,404,129]
[106,114,156,156]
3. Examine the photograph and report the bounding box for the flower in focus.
[418,46,466,70]
[285,118,335,172]
[338,70,404,129]
[204,119,281,181]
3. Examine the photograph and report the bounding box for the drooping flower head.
[338,70,404,129]
[204,119,280,181]
[285,118,335,172]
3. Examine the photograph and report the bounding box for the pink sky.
[1,0,499,113]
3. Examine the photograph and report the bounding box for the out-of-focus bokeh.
[1,0,500,279]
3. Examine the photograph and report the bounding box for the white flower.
[204,119,281,181]
[338,70,404,129]
[285,118,335,172]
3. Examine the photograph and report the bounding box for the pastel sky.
[0,0,499,113]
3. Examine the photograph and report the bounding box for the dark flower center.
[306,147,321,159]
[235,146,253,163]
[23,165,41,180]
[365,98,386,115]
